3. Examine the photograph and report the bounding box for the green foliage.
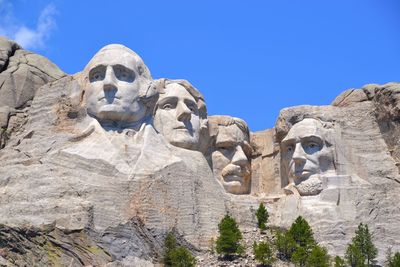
[165,232,177,251]
[288,216,316,248]
[334,255,346,267]
[305,245,330,267]
[256,202,269,231]
[167,247,196,267]
[346,243,366,267]
[163,232,196,267]
[291,245,308,266]
[288,216,316,266]
[345,223,378,267]
[216,214,243,258]
[275,230,296,260]
[275,216,329,267]
[392,252,400,267]
[253,241,275,266]
[386,249,400,267]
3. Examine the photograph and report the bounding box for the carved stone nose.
[103,67,117,91]
[176,102,191,122]
[292,143,306,164]
[231,145,248,166]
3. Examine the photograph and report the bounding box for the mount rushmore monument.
[0,36,399,266]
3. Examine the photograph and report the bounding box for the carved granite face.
[281,118,334,195]
[212,123,251,194]
[83,45,150,124]
[153,83,201,150]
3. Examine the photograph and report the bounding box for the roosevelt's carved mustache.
[221,164,250,177]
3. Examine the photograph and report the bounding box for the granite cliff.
[0,37,399,266]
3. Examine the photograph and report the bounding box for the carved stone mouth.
[173,125,187,130]
[98,96,121,101]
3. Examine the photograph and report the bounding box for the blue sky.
[1,0,400,131]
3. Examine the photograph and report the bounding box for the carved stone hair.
[208,115,250,139]
[154,78,207,120]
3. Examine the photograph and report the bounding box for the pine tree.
[164,232,177,266]
[305,245,330,267]
[345,223,377,267]
[256,202,269,231]
[392,252,400,267]
[346,243,366,267]
[333,255,346,267]
[275,230,296,260]
[216,214,243,259]
[168,247,196,267]
[386,248,400,267]
[163,232,196,267]
[288,216,316,248]
[253,241,275,266]
[291,245,308,266]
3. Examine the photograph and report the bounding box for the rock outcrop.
[0,37,65,149]
[0,37,399,266]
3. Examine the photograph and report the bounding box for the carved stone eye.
[162,103,173,110]
[92,72,104,82]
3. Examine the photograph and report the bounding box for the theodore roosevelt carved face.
[209,116,252,195]
[281,118,335,195]
[153,80,207,150]
[82,44,154,126]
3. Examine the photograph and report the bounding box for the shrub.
[163,232,196,267]
[256,202,269,231]
[333,255,346,267]
[386,248,400,267]
[275,230,296,260]
[216,214,243,258]
[305,245,330,267]
[168,246,196,267]
[392,252,400,267]
[253,241,275,266]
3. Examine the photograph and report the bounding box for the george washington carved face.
[82,44,153,125]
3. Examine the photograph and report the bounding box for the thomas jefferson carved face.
[153,83,201,150]
[281,118,334,195]
[83,45,152,124]
[211,118,251,194]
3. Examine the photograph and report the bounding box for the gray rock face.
[260,97,400,263]
[0,37,65,150]
[0,37,65,109]
[0,39,399,266]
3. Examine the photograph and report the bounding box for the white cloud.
[0,1,57,50]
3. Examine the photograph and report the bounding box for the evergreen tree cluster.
[275,216,330,267]
[163,201,398,267]
[345,223,378,267]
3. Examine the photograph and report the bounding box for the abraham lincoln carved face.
[281,118,335,195]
